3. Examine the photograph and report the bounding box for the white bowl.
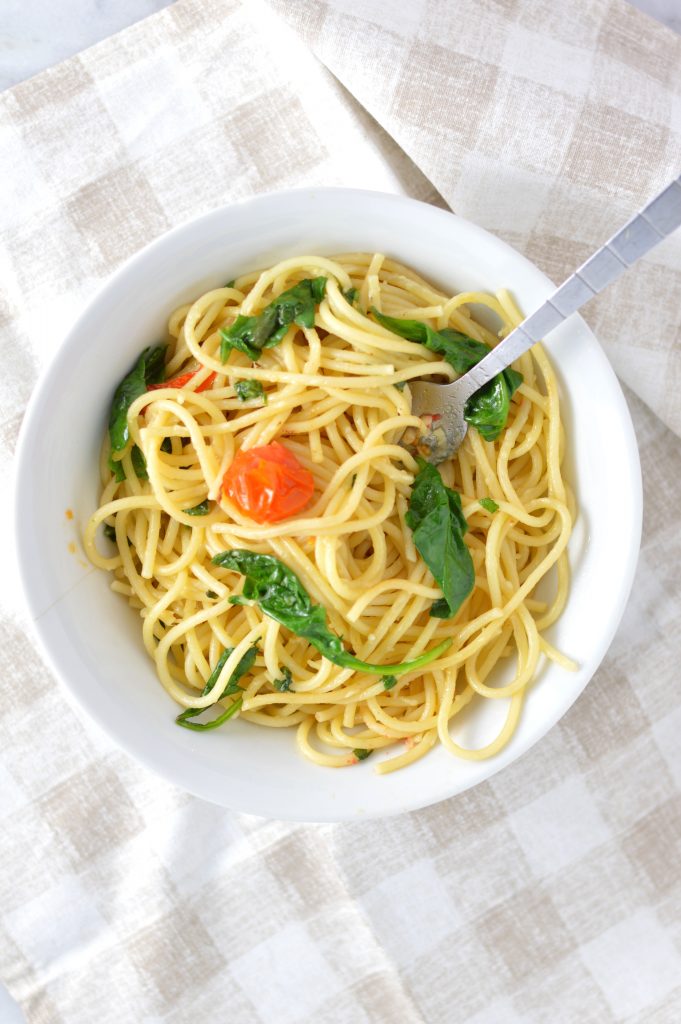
[14,188,642,821]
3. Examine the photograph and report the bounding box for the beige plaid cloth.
[2,1,681,1020]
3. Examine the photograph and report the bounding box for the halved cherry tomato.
[148,369,216,393]
[223,442,315,524]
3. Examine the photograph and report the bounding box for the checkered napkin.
[1,1,681,1021]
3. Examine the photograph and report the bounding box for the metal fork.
[406,174,681,463]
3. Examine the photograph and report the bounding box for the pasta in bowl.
[85,253,574,774]
[15,189,641,819]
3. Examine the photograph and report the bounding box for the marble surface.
[0,0,173,91]
[634,0,681,33]
[0,0,680,90]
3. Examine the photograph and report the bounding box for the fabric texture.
[1,1,681,1021]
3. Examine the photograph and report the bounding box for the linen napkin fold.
[1,2,681,1023]
[273,0,681,439]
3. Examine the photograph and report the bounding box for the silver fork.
[406,174,681,464]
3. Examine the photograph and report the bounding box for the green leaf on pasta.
[406,458,474,619]
[273,667,293,692]
[175,645,259,731]
[131,445,148,480]
[464,369,523,442]
[183,500,210,515]
[479,497,499,513]
[108,345,167,452]
[212,550,452,675]
[370,308,522,441]
[108,452,126,482]
[235,379,267,403]
[220,278,327,362]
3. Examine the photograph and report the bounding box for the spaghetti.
[84,253,575,773]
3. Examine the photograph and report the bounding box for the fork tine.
[402,380,469,464]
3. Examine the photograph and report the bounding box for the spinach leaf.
[273,667,293,692]
[382,674,398,690]
[108,345,167,452]
[372,307,487,368]
[108,452,126,482]
[183,500,210,515]
[220,277,327,362]
[160,437,173,454]
[479,497,499,513]
[353,748,371,760]
[107,444,147,481]
[131,444,148,480]
[206,590,218,599]
[406,459,474,619]
[343,287,358,306]
[225,279,236,288]
[220,309,280,362]
[218,645,259,696]
[175,644,259,731]
[371,309,522,442]
[103,523,116,542]
[464,368,523,442]
[213,550,451,675]
[235,379,267,403]
[176,696,243,732]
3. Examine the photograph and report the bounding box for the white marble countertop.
[0,0,173,91]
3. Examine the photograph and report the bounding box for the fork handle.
[456,174,681,400]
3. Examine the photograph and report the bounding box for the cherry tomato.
[223,442,315,523]
[148,369,216,392]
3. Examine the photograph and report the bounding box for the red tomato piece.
[148,369,216,392]
[223,442,315,524]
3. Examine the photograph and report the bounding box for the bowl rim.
[14,186,643,820]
